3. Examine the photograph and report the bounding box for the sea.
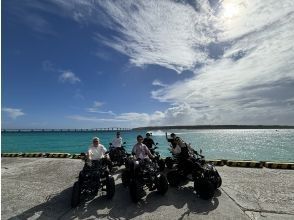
[1,129,294,162]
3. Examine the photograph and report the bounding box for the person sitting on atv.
[143,133,156,155]
[171,137,196,177]
[166,132,177,149]
[88,137,112,170]
[111,131,123,149]
[132,135,154,160]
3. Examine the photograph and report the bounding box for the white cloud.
[67,115,125,123]
[93,101,104,108]
[11,0,294,125]
[58,71,81,84]
[94,0,216,73]
[152,79,167,87]
[2,108,25,119]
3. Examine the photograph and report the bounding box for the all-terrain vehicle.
[121,156,168,203]
[71,153,115,208]
[108,142,128,167]
[149,145,166,171]
[167,149,222,200]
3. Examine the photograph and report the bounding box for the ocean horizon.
[2,129,294,162]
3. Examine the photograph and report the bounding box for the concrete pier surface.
[1,158,294,220]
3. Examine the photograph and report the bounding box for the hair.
[146,133,151,136]
[137,135,143,139]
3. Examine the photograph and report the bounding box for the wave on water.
[147,130,166,136]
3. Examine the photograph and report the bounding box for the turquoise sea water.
[1,129,294,162]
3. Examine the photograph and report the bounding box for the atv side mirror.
[123,142,126,144]
[155,143,158,145]
[109,143,112,146]
[200,149,202,154]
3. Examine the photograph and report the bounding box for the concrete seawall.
[1,158,294,220]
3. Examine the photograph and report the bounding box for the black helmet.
[146,133,151,136]
[171,133,176,137]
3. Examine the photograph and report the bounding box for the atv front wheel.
[129,180,144,203]
[167,170,181,187]
[121,170,130,187]
[71,181,81,208]
[158,159,166,172]
[165,157,173,169]
[195,179,215,200]
[106,176,115,199]
[156,174,168,195]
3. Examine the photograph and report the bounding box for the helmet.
[146,133,151,136]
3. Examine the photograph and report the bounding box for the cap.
[92,137,100,142]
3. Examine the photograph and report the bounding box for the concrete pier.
[1,158,294,220]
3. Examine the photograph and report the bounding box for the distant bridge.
[1,128,132,133]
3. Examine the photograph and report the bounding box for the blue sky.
[2,0,294,129]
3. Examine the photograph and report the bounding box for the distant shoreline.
[2,125,294,133]
[132,125,294,130]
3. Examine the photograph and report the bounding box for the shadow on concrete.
[8,187,73,220]
[9,180,220,220]
[67,183,220,220]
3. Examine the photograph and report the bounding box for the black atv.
[121,156,168,203]
[149,146,166,172]
[71,153,115,208]
[165,150,181,169]
[167,150,222,200]
[108,142,128,167]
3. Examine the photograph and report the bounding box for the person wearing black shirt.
[143,133,156,154]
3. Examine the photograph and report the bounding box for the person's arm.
[145,145,154,159]
[132,145,136,156]
[151,139,155,146]
[172,145,181,154]
[88,148,93,160]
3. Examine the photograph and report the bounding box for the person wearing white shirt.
[111,132,123,148]
[87,137,113,171]
[88,137,107,160]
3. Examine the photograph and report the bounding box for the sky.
[2,0,294,129]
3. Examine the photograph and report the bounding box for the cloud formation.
[10,0,294,126]
[2,107,25,119]
[58,71,81,84]
[69,0,294,126]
